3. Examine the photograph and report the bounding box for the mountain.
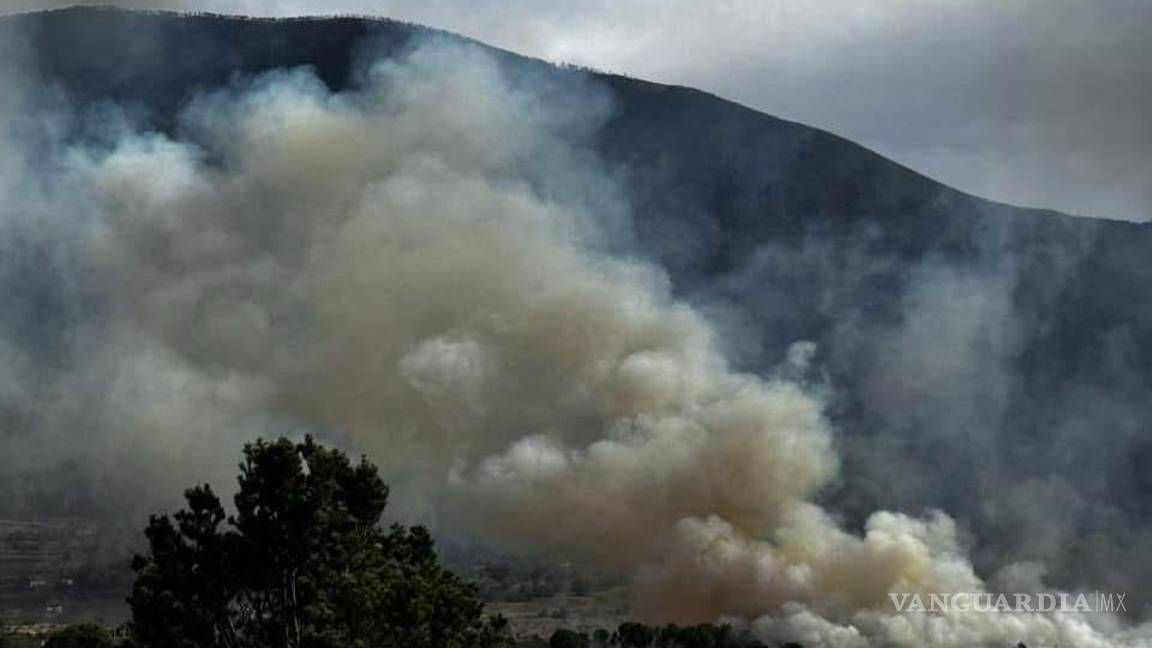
[3,6,1152,604]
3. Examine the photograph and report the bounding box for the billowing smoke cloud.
[1,26,1149,648]
[685,204,1152,622]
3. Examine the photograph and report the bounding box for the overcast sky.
[6,0,1150,221]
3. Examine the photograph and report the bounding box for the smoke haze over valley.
[1,6,1151,648]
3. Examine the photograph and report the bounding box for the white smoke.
[1,33,1148,648]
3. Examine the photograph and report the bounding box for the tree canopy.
[127,436,511,648]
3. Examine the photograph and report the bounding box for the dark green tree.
[656,623,727,647]
[128,436,511,648]
[616,623,656,648]
[548,628,589,648]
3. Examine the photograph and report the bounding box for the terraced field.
[0,520,130,625]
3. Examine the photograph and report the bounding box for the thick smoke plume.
[0,31,1148,647]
